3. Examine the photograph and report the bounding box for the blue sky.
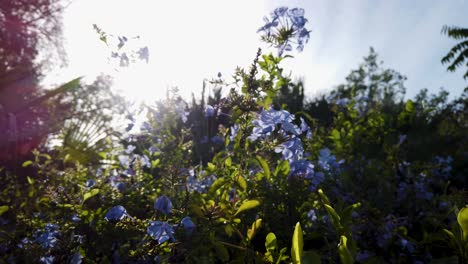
[44,0,467,102]
[269,0,468,99]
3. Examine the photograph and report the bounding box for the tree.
[0,0,67,163]
[441,25,468,79]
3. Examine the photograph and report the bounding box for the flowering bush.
[0,6,467,264]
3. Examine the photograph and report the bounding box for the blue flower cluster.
[257,7,311,56]
[317,148,343,172]
[105,205,130,221]
[147,221,175,244]
[154,195,173,215]
[249,109,300,141]
[34,224,60,249]
[250,108,324,189]
[186,169,217,193]
[147,196,195,244]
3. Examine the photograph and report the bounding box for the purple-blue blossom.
[210,135,224,145]
[181,216,195,236]
[307,209,317,222]
[275,137,304,162]
[257,7,311,56]
[205,105,216,117]
[187,170,217,193]
[154,195,173,215]
[40,256,55,264]
[137,46,149,63]
[289,160,314,179]
[35,224,59,249]
[230,124,240,142]
[300,117,312,139]
[147,221,175,244]
[85,179,95,188]
[104,206,129,221]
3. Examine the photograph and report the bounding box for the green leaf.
[83,189,100,203]
[265,232,277,252]
[224,157,232,167]
[247,219,262,241]
[256,155,271,179]
[207,162,216,172]
[236,175,247,191]
[457,206,468,240]
[27,176,35,185]
[22,160,33,167]
[291,222,304,264]
[151,159,160,168]
[317,189,331,205]
[209,178,225,194]
[338,235,354,264]
[235,199,260,216]
[274,160,290,177]
[324,204,342,230]
[0,206,9,216]
[405,100,415,112]
[330,129,341,141]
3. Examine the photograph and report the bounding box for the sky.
[43,0,468,103]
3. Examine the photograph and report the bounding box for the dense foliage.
[0,6,467,264]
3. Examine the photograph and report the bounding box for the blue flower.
[310,171,325,191]
[70,252,83,264]
[147,221,175,244]
[154,196,173,215]
[187,170,217,193]
[118,155,130,168]
[307,209,317,222]
[137,46,149,63]
[181,216,195,236]
[318,148,341,171]
[85,179,95,188]
[289,160,314,179]
[258,7,311,56]
[273,7,288,17]
[229,124,240,142]
[210,136,224,145]
[249,109,299,140]
[104,206,129,221]
[300,117,312,139]
[35,224,59,249]
[71,214,81,222]
[139,155,151,168]
[40,256,55,264]
[275,137,304,162]
[125,145,136,154]
[205,105,216,117]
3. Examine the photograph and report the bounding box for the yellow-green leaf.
[338,235,354,264]
[22,160,33,167]
[457,206,468,240]
[236,175,247,191]
[291,222,303,264]
[235,199,260,216]
[256,155,271,179]
[225,157,232,167]
[247,219,262,240]
[27,176,35,185]
[83,189,100,203]
[0,206,9,216]
[265,232,277,252]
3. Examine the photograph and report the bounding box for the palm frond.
[441,25,468,40]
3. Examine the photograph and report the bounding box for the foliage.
[441,25,468,79]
